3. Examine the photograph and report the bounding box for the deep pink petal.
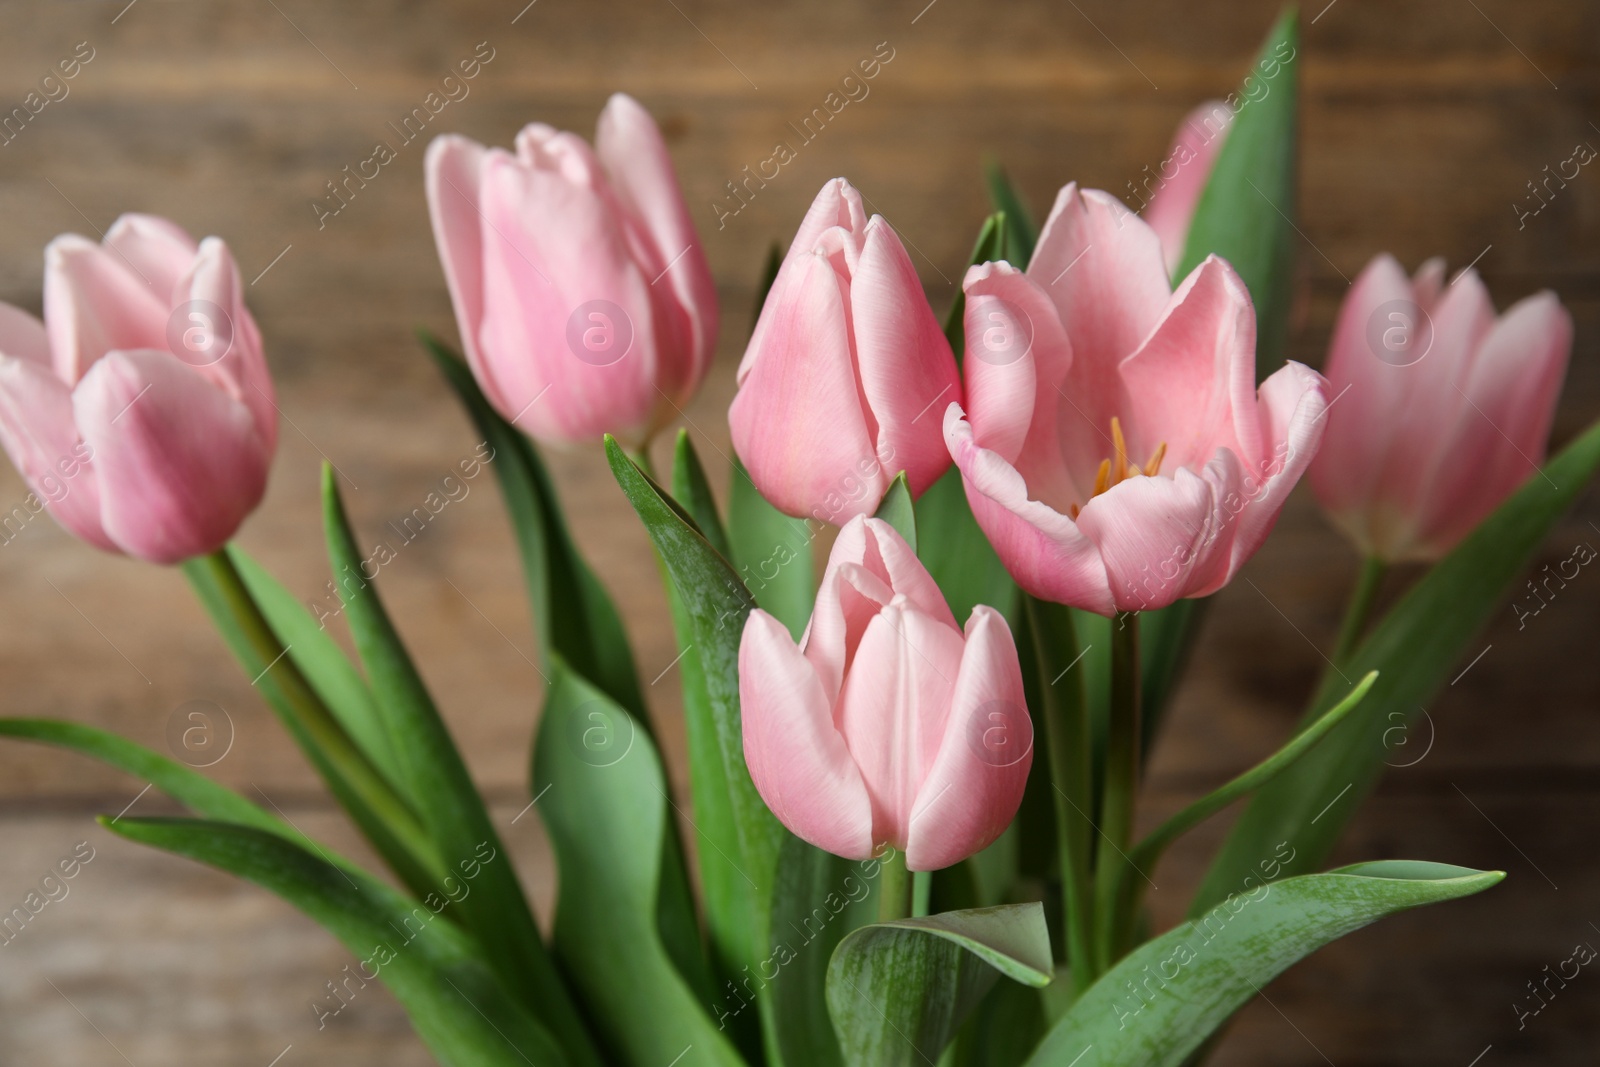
[946,406,1114,614]
[740,610,875,859]
[835,601,964,851]
[730,251,879,521]
[906,607,1032,871]
[851,219,960,497]
[1142,101,1235,275]
[73,350,269,563]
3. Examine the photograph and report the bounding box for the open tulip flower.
[730,178,960,523]
[426,93,718,448]
[945,184,1330,615]
[739,516,1031,871]
[0,214,275,564]
[1310,254,1572,562]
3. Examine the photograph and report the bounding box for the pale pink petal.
[1142,101,1235,275]
[730,251,879,520]
[0,341,112,551]
[73,350,270,563]
[595,93,718,401]
[1074,463,1223,613]
[946,405,1114,614]
[803,560,894,704]
[835,601,965,851]
[905,607,1032,871]
[962,263,1048,464]
[44,234,168,385]
[740,610,875,859]
[851,218,960,497]
[104,214,198,305]
[1221,361,1328,578]
[424,135,502,410]
[1117,255,1259,473]
[174,238,277,453]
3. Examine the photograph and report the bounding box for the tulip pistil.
[1069,418,1168,520]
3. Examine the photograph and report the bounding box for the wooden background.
[0,0,1595,1063]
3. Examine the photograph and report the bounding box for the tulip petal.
[1142,101,1235,275]
[1074,462,1223,612]
[425,134,504,410]
[1118,255,1260,474]
[906,607,1031,871]
[73,350,269,563]
[0,308,112,551]
[174,238,277,453]
[44,234,168,385]
[946,405,1115,614]
[835,601,965,851]
[104,213,199,305]
[1224,360,1327,577]
[596,93,718,401]
[740,610,875,860]
[851,218,960,496]
[730,250,880,520]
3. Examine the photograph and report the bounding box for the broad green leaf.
[873,471,917,549]
[1196,419,1600,913]
[983,159,1037,268]
[321,468,598,1064]
[420,331,647,720]
[182,551,443,899]
[228,545,402,790]
[728,454,817,640]
[827,904,1053,1067]
[942,212,1007,362]
[672,429,732,558]
[915,468,1018,627]
[606,436,790,1049]
[1175,6,1299,377]
[1027,862,1502,1066]
[946,978,1049,1067]
[533,662,740,1065]
[104,817,569,1067]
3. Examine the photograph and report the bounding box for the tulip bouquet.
[1,10,1593,1067]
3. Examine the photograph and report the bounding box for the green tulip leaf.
[1196,417,1600,913]
[1175,5,1299,377]
[321,468,598,1064]
[873,471,917,550]
[1027,863,1503,1066]
[728,453,817,641]
[103,817,569,1067]
[420,331,646,720]
[827,903,1053,1067]
[672,429,732,558]
[532,661,741,1066]
[983,159,1038,268]
[943,212,1007,362]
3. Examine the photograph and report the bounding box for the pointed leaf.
[103,817,569,1067]
[1027,863,1502,1066]
[942,212,1007,363]
[671,429,731,558]
[1197,419,1600,912]
[728,454,817,640]
[984,159,1038,268]
[873,471,917,550]
[827,903,1053,1067]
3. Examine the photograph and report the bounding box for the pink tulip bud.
[946,184,1329,615]
[0,214,276,564]
[739,516,1032,871]
[729,179,959,524]
[1141,100,1235,277]
[426,94,718,448]
[1310,254,1572,561]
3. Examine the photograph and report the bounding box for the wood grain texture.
[0,0,1595,1062]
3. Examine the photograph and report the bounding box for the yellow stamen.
[1128,464,1142,477]
[1110,417,1129,484]
[1093,459,1111,497]
[1145,442,1168,478]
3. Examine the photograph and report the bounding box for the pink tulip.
[739,516,1031,871]
[729,179,959,523]
[426,93,717,448]
[1140,100,1235,276]
[945,184,1329,615]
[1310,254,1571,562]
[0,214,276,564]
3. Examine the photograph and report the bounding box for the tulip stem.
[877,848,914,922]
[1095,610,1141,973]
[1331,556,1387,665]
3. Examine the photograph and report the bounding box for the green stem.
[1331,556,1387,665]
[877,848,914,922]
[1024,597,1097,998]
[1094,611,1141,972]
[182,550,443,889]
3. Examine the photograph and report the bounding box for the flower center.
[1069,417,1167,519]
